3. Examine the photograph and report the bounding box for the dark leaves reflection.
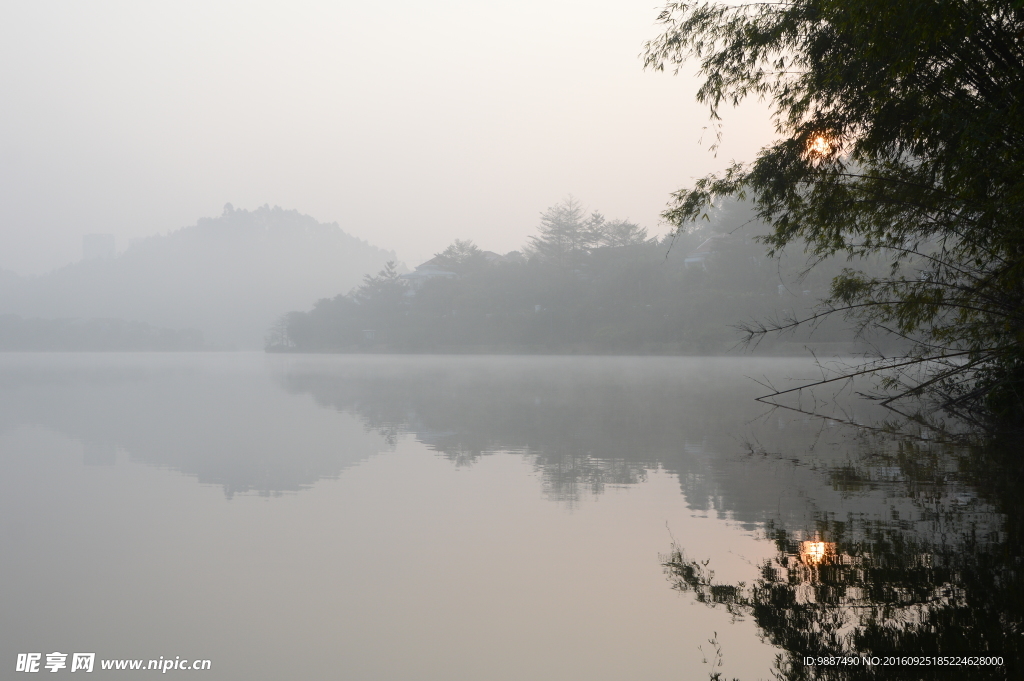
[663,440,1024,680]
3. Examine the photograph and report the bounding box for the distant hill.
[0,205,398,348]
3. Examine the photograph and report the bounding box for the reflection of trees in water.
[663,441,1023,680]
[279,357,883,505]
[532,448,647,502]
[282,357,1024,671]
[282,365,663,503]
[282,358,753,501]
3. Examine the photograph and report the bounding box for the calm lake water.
[1,354,1018,680]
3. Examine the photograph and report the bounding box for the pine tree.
[527,197,603,268]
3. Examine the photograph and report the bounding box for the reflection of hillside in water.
[0,354,385,497]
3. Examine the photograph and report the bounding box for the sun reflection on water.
[800,540,833,565]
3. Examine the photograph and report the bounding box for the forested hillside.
[0,205,397,348]
[272,200,879,354]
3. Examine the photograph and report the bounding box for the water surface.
[1,354,1017,679]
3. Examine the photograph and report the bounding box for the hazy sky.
[0,0,775,275]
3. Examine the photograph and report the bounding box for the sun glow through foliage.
[807,135,831,157]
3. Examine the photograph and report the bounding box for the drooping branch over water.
[645,0,1024,438]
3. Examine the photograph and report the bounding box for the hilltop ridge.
[0,205,398,348]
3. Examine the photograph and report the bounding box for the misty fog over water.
[2,354,1018,679]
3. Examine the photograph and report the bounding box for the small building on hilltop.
[684,234,730,269]
[400,258,458,294]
